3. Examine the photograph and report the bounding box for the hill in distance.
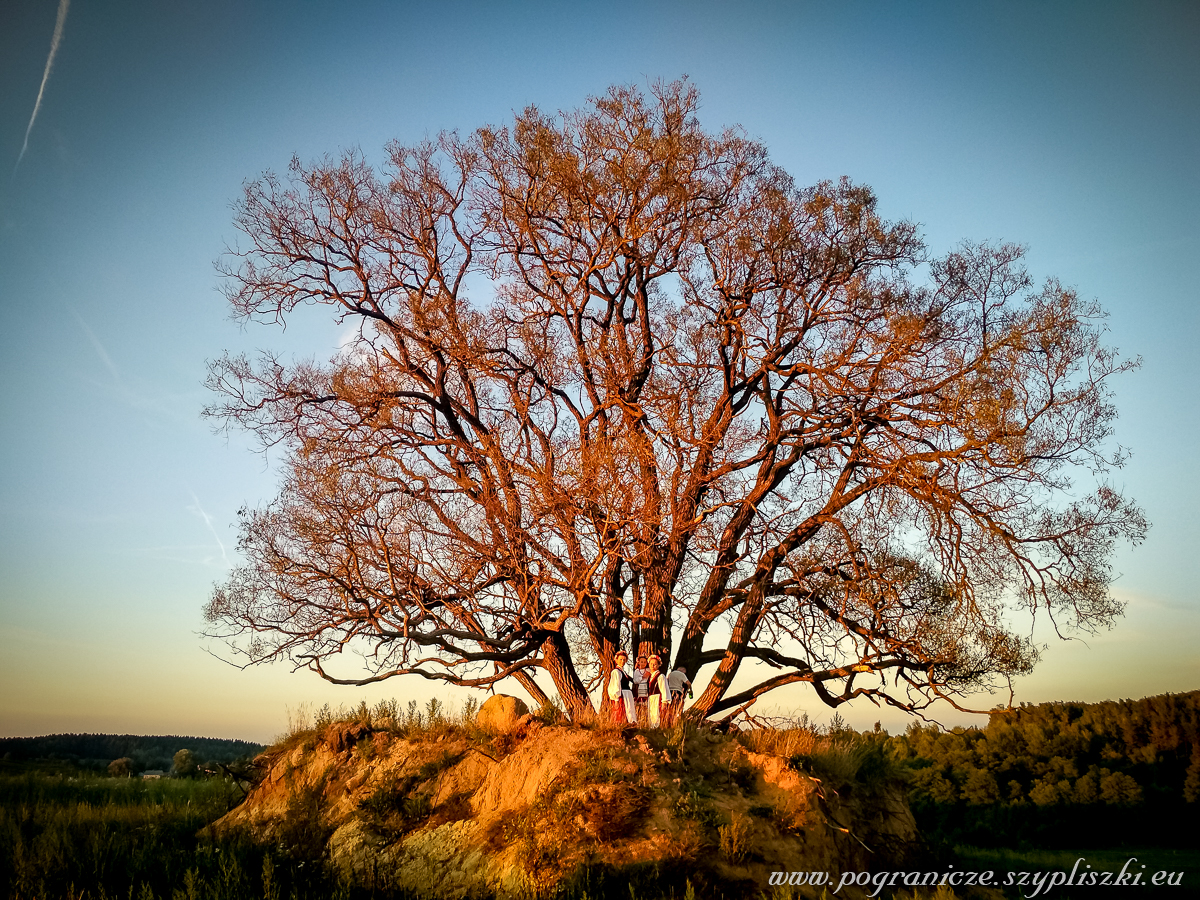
[0,732,264,775]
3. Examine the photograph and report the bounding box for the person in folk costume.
[607,651,637,725]
[645,655,671,727]
[633,654,650,725]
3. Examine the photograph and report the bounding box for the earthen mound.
[212,719,922,898]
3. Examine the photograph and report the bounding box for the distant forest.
[888,689,1200,849]
[0,733,263,775]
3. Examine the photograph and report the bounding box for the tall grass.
[735,711,822,757]
[277,697,482,746]
[0,772,370,900]
[735,713,905,800]
[1,772,235,899]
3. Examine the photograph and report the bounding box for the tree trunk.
[689,588,763,718]
[510,668,550,709]
[541,632,595,721]
[636,572,673,661]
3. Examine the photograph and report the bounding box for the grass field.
[0,772,354,900]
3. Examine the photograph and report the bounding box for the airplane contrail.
[72,310,122,385]
[14,0,71,175]
[189,490,231,568]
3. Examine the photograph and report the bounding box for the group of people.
[606,650,693,727]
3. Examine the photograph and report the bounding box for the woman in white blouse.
[606,650,637,724]
[645,655,671,727]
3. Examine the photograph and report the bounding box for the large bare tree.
[205,82,1145,722]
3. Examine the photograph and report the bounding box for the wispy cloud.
[73,310,122,385]
[129,543,231,568]
[187,491,231,569]
[14,0,70,175]
[72,309,205,428]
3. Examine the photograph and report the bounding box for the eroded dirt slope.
[214,718,921,898]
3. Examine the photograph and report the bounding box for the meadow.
[0,772,353,900]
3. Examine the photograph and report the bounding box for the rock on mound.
[212,720,921,899]
[475,695,529,733]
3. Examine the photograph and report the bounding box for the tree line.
[0,733,263,776]
[887,690,1199,848]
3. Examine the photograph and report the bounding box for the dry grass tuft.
[718,812,751,863]
[663,821,706,864]
[736,721,819,759]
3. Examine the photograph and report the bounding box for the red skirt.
[609,698,629,724]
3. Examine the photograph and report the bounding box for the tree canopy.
[205,81,1145,722]
[888,690,1200,848]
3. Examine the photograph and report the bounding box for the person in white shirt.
[667,664,693,723]
[645,655,671,727]
[667,664,692,699]
[606,650,636,724]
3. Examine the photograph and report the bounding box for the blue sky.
[1,1,1197,742]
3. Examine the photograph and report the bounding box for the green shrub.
[416,750,464,781]
[589,745,643,786]
[277,778,333,858]
[791,733,904,799]
[534,697,566,726]
[674,790,722,830]
[357,776,434,836]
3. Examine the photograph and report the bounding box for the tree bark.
[540,632,594,720]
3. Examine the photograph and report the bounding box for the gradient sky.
[1,1,1197,744]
